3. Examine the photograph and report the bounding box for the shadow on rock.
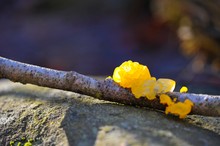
[61,101,220,146]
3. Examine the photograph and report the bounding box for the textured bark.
[0,56,219,117]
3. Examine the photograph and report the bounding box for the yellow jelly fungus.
[111,60,193,119]
[144,79,157,100]
[159,94,174,106]
[180,86,188,93]
[155,79,176,93]
[160,94,193,118]
[131,77,157,99]
[131,80,147,98]
[112,60,151,88]
[112,60,177,100]
[165,99,193,119]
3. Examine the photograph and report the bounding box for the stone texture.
[0,80,219,146]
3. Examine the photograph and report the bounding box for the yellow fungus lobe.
[165,99,193,119]
[155,78,176,93]
[112,60,151,88]
[131,77,157,99]
[160,94,194,118]
[180,86,188,93]
[159,94,174,106]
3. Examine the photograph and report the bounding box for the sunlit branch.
[0,56,219,117]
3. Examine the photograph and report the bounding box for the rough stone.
[0,80,219,146]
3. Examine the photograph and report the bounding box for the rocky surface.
[0,80,219,146]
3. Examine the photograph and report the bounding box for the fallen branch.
[0,56,219,117]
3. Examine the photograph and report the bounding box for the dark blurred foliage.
[152,0,220,73]
[151,0,220,93]
[0,0,219,94]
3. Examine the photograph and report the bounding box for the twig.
[0,56,219,117]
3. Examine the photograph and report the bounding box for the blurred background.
[0,0,219,94]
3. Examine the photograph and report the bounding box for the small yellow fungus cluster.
[112,60,175,100]
[113,60,151,88]
[160,94,193,118]
[180,86,188,93]
[110,60,194,119]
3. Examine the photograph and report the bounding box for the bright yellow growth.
[113,60,151,88]
[111,60,193,118]
[155,79,176,93]
[131,77,156,99]
[159,94,174,106]
[160,94,193,118]
[180,86,188,93]
[112,60,175,100]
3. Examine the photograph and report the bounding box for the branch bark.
[0,56,219,117]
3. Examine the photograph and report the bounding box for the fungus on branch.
[0,56,219,117]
